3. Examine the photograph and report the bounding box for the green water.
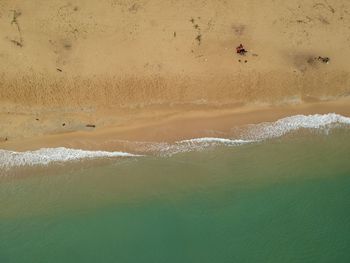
[1,130,350,263]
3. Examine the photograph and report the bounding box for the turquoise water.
[1,129,350,262]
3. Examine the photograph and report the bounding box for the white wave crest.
[179,137,253,144]
[147,114,350,155]
[0,147,140,169]
[176,137,253,151]
[1,113,349,168]
[150,138,253,156]
[240,113,350,140]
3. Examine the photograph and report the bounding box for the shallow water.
[1,126,350,262]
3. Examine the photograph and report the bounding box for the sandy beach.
[2,2,350,261]
[0,97,349,153]
[1,0,350,151]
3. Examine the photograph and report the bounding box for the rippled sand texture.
[1,0,350,106]
[1,0,350,146]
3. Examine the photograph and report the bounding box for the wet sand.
[1,97,350,152]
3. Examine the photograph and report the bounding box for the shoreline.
[1,0,350,154]
[1,97,350,153]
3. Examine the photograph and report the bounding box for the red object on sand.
[236,44,247,54]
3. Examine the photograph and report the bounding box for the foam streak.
[242,113,350,140]
[0,147,139,169]
[1,113,349,168]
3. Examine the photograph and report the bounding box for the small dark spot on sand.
[56,68,62,72]
[10,40,23,47]
[317,56,330,63]
[307,57,316,65]
[63,42,72,50]
[86,124,96,128]
[307,56,330,65]
[195,34,202,45]
[73,6,79,11]
[62,123,66,126]
[174,31,176,37]
[244,60,247,63]
[238,59,241,62]
[36,118,39,121]
[128,3,139,13]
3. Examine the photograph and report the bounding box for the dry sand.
[1,0,350,150]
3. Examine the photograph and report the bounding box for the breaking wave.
[238,113,350,140]
[0,147,140,169]
[127,113,350,156]
[167,138,253,155]
[1,113,349,169]
[127,138,254,156]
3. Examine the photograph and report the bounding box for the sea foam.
[0,147,140,169]
[155,138,253,156]
[154,113,350,155]
[240,113,350,140]
[135,113,350,156]
[179,137,252,144]
[1,113,349,169]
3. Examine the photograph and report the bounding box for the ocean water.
[1,114,350,262]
